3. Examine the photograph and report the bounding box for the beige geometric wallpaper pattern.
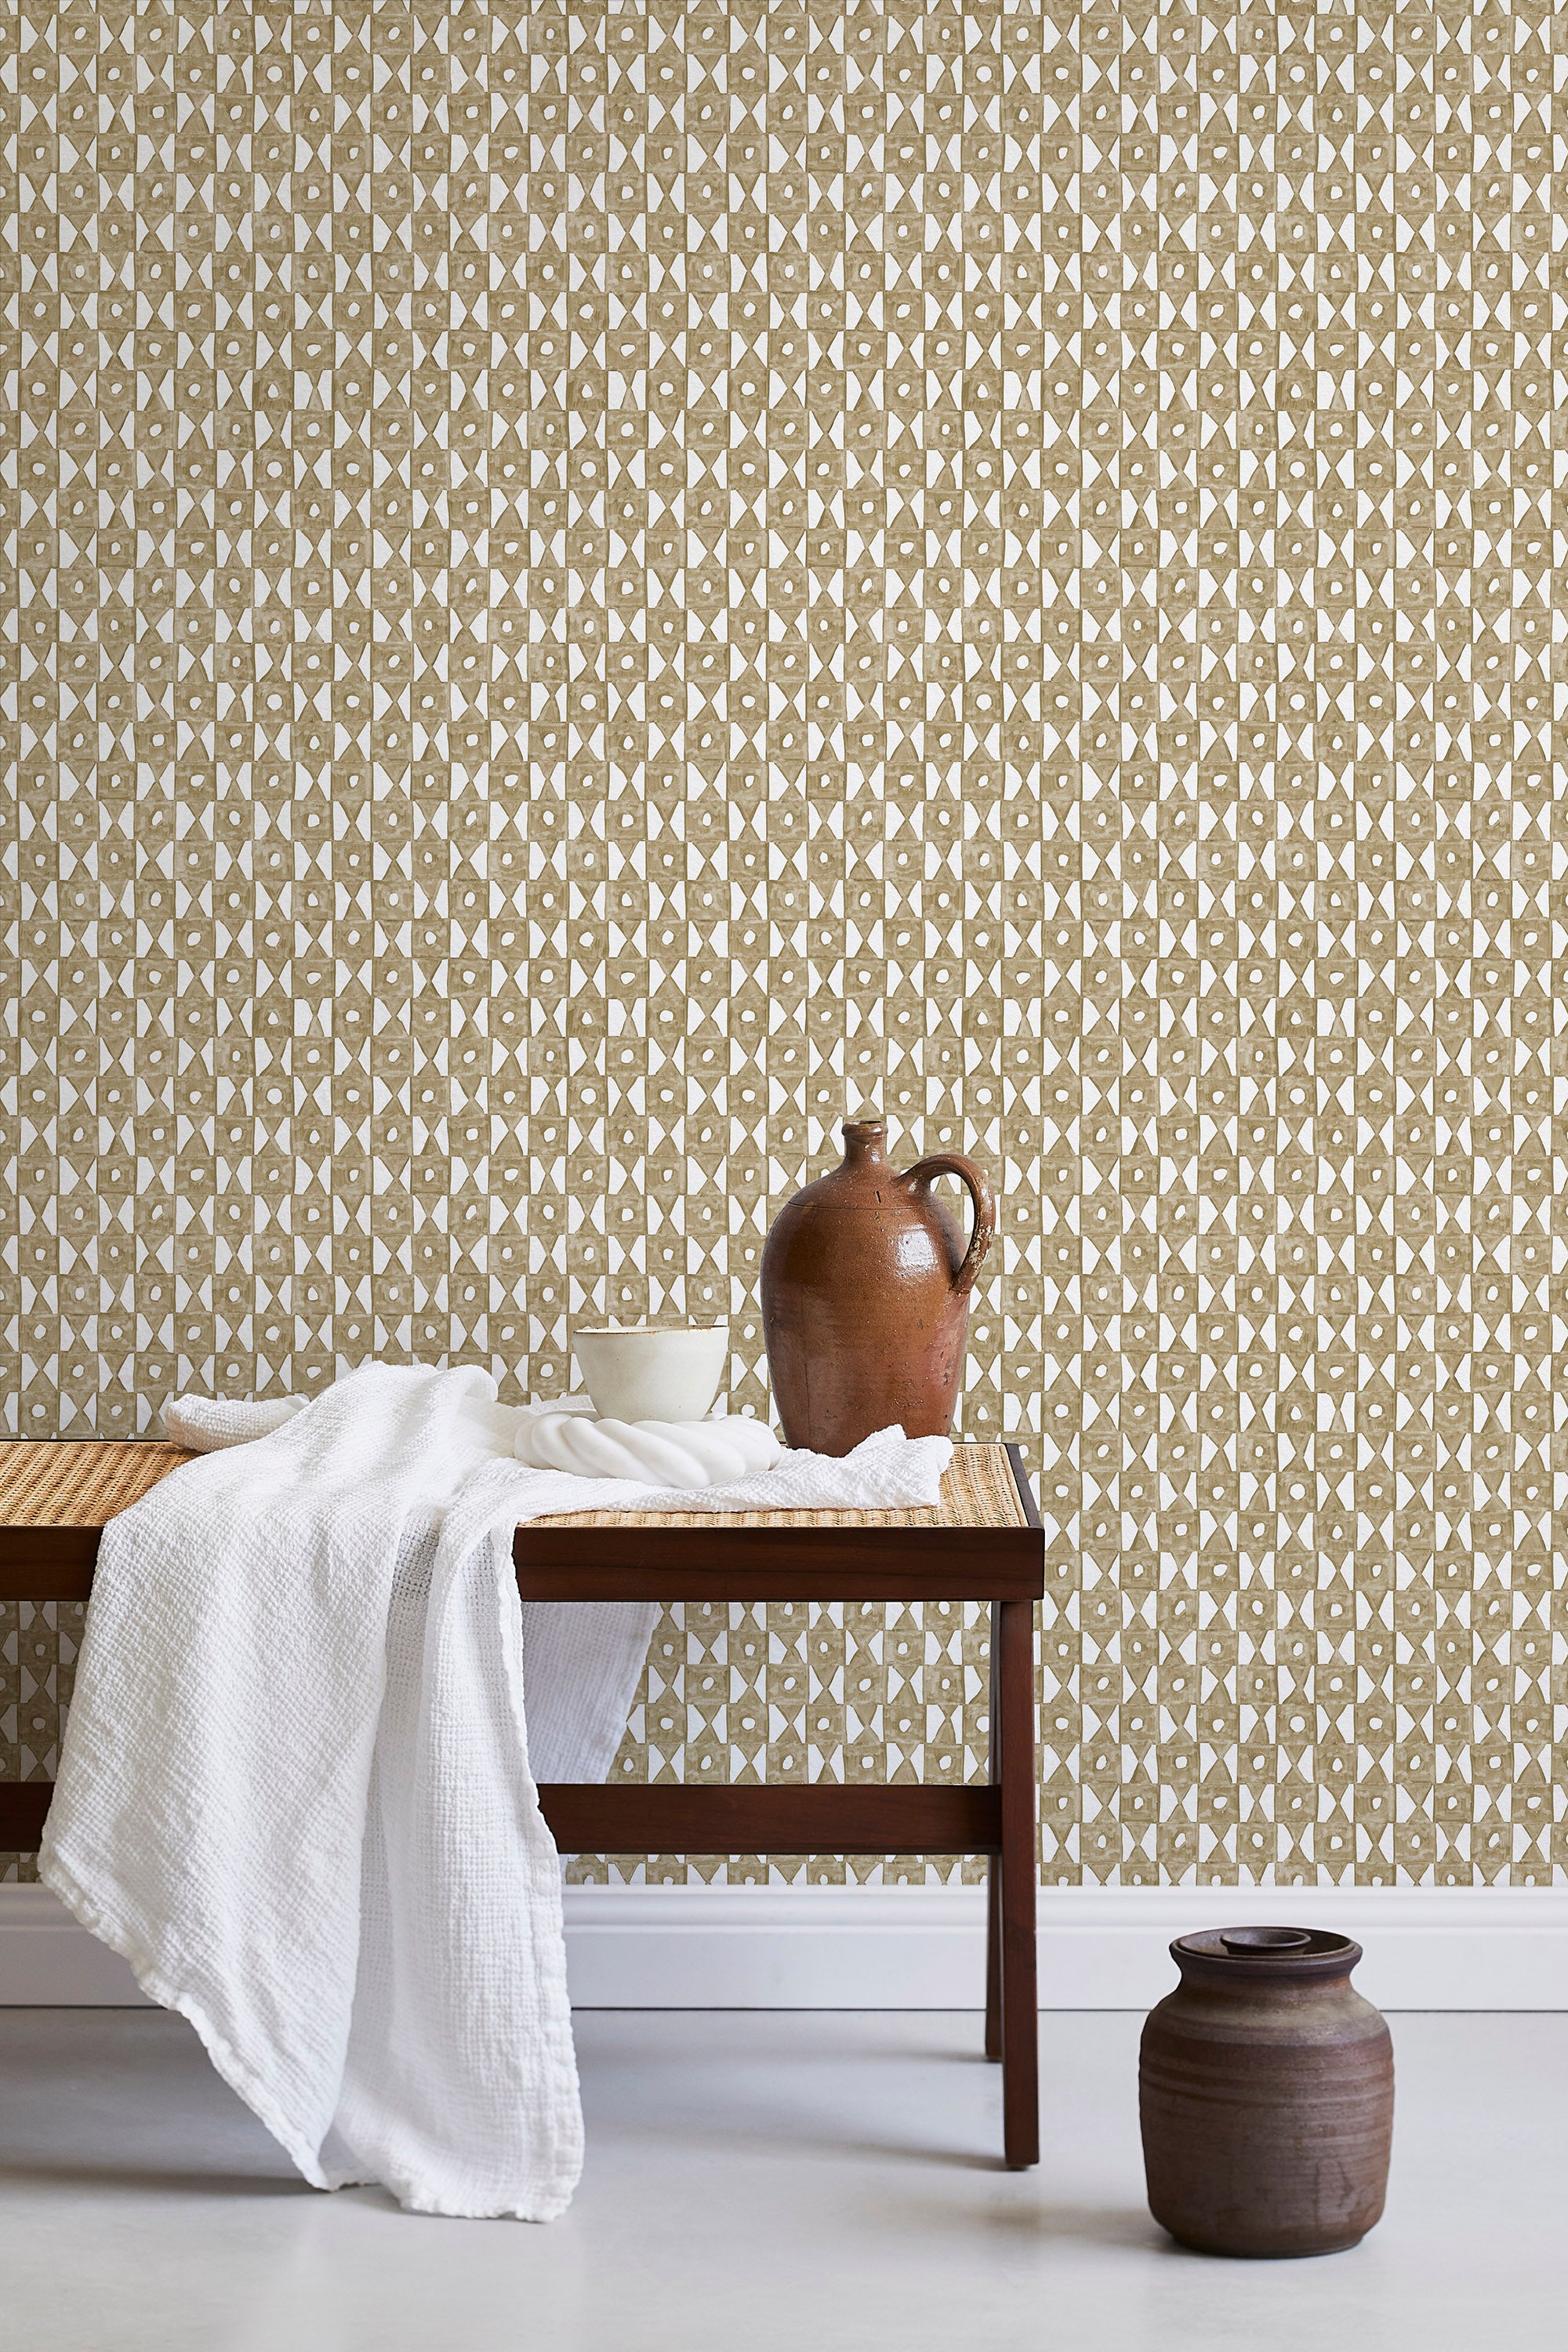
[2,2,1564,1888]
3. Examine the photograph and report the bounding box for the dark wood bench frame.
[0,1443,1042,2169]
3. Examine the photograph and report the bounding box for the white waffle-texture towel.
[42,1364,953,2218]
[162,1392,307,1450]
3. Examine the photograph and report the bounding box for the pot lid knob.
[1219,1927,1314,1955]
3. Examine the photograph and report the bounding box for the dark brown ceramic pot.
[1139,1926,1394,2259]
[760,1119,995,1456]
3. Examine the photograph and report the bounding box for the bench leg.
[984,1597,1001,2061]
[995,1595,1038,2169]
[985,1854,1002,2060]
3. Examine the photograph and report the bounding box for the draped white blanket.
[41,1364,953,2218]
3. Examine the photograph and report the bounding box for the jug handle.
[901,1154,996,1301]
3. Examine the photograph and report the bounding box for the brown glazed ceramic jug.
[760,1118,995,1455]
[1139,1926,1394,2259]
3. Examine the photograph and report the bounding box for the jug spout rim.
[840,1116,888,1161]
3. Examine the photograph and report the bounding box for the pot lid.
[1172,1924,1363,1971]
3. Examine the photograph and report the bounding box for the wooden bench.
[0,1437,1043,2169]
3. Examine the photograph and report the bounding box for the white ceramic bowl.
[572,1324,728,1425]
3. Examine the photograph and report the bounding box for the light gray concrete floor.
[0,2007,1560,2352]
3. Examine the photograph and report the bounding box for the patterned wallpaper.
[2,2,1563,1889]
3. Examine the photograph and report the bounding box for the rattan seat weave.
[529,1440,1026,1530]
[0,1436,1025,1535]
[0,1441,193,1526]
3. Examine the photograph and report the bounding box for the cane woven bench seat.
[533,1438,1028,1531]
[0,1436,1025,1536]
[0,1440,194,1526]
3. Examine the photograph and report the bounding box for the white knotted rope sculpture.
[513,1406,781,1489]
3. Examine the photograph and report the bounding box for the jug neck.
[841,1118,888,1167]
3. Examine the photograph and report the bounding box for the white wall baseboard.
[3,1880,1564,2011]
